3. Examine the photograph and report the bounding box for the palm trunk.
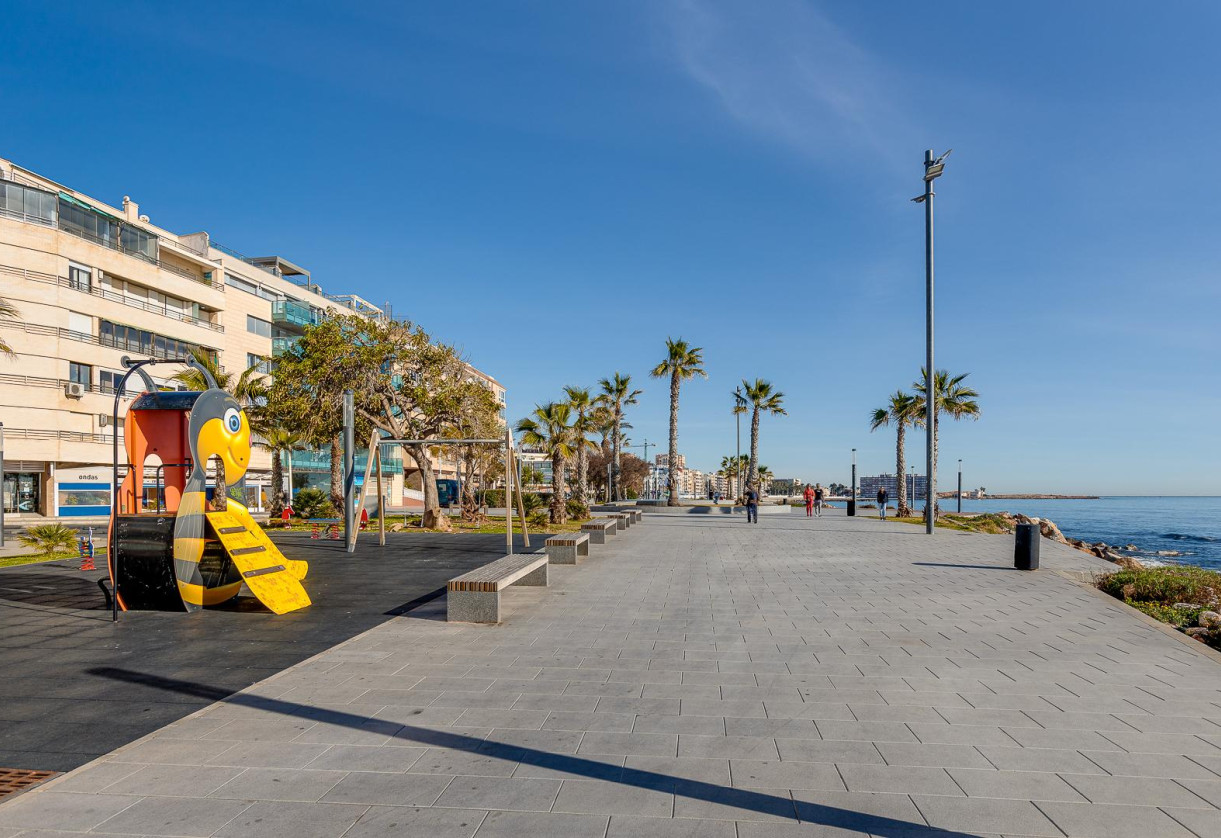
[895,423,909,517]
[550,451,567,524]
[212,457,228,512]
[575,419,589,511]
[270,450,284,517]
[329,435,343,510]
[748,407,760,488]
[667,373,680,506]
[611,412,622,501]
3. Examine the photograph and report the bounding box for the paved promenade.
[2,510,1220,837]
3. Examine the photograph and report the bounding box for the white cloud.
[664,0,918,170]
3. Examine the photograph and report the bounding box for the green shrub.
[292,487,336,521]
[480,489,505,508]
[521,493,546,515]
[1097,565,1221,608]
[528,509,550,528]
[18,523,79,556]
[566,498,590,521]
[1125,600,1204,627]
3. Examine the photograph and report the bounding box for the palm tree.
[740,379,786,490]
[756,465,773,495]
[869,391,922,517]
[172,349,268,510]
[263,427,300,518]
[563,385,599,513]
[516,402,575,524]
[597,372,641,501]
[650,338,706,507]
[912,369,981,520]
[0,296,18,358]
[718,454,749,498]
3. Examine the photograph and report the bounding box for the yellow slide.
[205,499,311,614]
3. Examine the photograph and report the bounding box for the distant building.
[655,453,686,470]
[860,473,927,502]
[770,478,801,496]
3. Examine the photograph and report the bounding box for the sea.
[953,497,1221,570]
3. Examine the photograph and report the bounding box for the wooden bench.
[610,513,630,531]
[581,519,619,544]
[447,553,548,623]
[545,533,590,565]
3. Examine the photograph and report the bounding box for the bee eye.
[223,408,242,434]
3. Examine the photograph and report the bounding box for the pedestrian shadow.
[86,667,979,836]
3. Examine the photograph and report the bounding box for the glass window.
[68,362,91,386]
[120,225,158,261]
[226,274,259,295]
[247,315,272,337]
[68,264,91,292]
[0,183,56,223]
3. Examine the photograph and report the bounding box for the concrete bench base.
[447,554,548,623]
[611,513,630,531]
[546,533,590,565]
[581,520,618,544]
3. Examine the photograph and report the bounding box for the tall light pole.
[957,458,963,514]
[910,465,916,509]
[733,387,744,499]
[851,447,857,511]
[913,148,950,534]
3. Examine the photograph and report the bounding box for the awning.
[57,191,123,222]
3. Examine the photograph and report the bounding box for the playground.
[0,529,548,773]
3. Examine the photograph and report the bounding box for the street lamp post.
[910,465,916,508]
[851,448,857,517]
[0,422,5,548]
[913,148,950,534]
[957,459,963,514]
[733,387,744,500]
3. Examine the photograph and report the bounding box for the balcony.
[271,300,320,331]
[271,336,300,357]
[289,450,404,475]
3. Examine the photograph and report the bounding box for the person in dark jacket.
[744,485,759,524]
[877,486,889,520]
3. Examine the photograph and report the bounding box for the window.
[68,362,91,387]
[247,315,272,337]
[68,263,92,292]
[58,197,119,247]
[120,225,157,262]
[0,182,57,224]
[247,353,272,374]
[226,273,278,301]
[98,319,209,362]
[99,370,128,395]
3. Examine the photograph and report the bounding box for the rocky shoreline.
[976,512,1172,567]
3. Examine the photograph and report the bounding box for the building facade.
[0,156,503,518]
[859,473,927,502]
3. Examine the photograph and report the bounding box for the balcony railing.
[271,299,320,330]
[271,336,300,357]
[289,451,404,474]
[0,264,224,332]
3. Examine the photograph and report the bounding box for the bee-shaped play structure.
[107,366,310,615]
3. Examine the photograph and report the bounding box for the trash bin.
[1014,523,1040,570]
[846,499,856,517]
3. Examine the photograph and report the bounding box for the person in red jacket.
[803,484,815,517]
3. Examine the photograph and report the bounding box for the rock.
[1037,518,1068,544]
[1199,611,1221,630]
[1115,557,1144,570]
[1156,550,1182,557]
[1174,603,1204,610]
[1124,544,1138,551]
[1185,627,1210,640]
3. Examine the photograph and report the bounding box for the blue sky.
[4,1,1219,494]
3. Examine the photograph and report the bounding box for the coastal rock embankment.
[955,511,1143,566]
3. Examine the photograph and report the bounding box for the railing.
[0,321,223,371]
[271,299,319,329]
[0,264,224,332]
[1,427,120,445]
[0,372,135,397]
[271,336,299,356]
[0,205,56,228]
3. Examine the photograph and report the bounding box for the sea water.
[952,496,1221,570]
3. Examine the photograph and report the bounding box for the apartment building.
[0,156,504,518]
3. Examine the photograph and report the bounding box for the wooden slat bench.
[447,553,548,623]
[545,533,590,565]
[610,513,630,531]
[629,509,643,523]
[581,519,619,544]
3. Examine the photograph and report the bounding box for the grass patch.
[1096,564,1221,649]
[0,548,102,569]
[889,516,972,532]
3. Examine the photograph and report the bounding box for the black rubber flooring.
[0,531,546,772]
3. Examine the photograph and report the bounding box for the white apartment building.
[0,156,504,518]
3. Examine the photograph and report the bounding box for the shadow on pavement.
[88,666,982,837]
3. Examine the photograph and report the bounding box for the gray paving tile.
[729,760,845,791]
[1176,777,1221,808]
[678,734,779,760]
[320,771,455,805]
[552,778,674,816]
[100,763,244,797]
[1035,800,1199,838]
[94,796,251,837]
[836,763,963,796]
[790,788,926,832]
[408,747,521,777]
[577,731,678,757]
[815,719,918,743]
[541,711,634,732]
[634,713,726,736]
[911,795,1061,836]
[1081,749,1221,779]
[977,746,1108,775]
[433,776,562,812]
[473,810,608,837]
[344,805,487,838]
[776,738,885,766]
[39,762,142,794]
[874,742,993,769]
[213,800,370,838]
[209,767,348,802]
[672,786,798,822]
[948,768,1087,802]
[203,741,331,768]
[607,814,736,837]
[1164,806,1221,837]
[1061,773,1216,808]
[304,744,427,772]
[0,792,141,832]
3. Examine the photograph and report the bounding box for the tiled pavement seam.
[0,510,1219,837]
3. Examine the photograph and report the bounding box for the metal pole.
[377,445,385,546]
[343,390,355,552]
[734,387,741,500]
[286,449,294,507]
[851,448,857,502]
[957,459,962,514]
[923,149,936,534]
[505,427,513,556]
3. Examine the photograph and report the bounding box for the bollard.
[1014,523,1040,570]
[846,499,856,517]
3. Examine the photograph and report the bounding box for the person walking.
[745,484,759,524]
[802,483,815,517]
[813,483,825,517]
[877,486,889,520]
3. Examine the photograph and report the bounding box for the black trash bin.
[846,499,856,517]
[1014,523,1040,570]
